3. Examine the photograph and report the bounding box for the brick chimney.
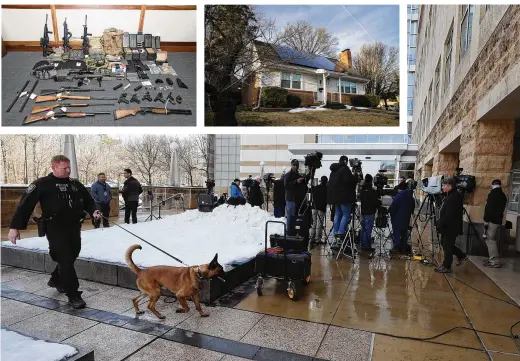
[340,49,352,68]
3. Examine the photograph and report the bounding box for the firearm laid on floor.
[113,107,193,120]
[31,103,114,114]
[40,87,106,96]
[23,111,111,125]
[35,95,117,103]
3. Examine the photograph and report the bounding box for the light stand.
[144,191,159,222]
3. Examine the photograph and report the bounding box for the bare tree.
[123,135,164,185]
[175,137,200,186]
[279,20,339,57]
[193,135,211,179]
[352,42,399,100]
[78,148,98,183]
[0,137,13,183]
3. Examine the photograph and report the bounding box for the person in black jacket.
[122,168,143,224]
[359,174,382,250]
[273,177,286,218]
[327,156,357,241]
[483,179,508,268]
[389,181,415,254]
[8,155,102,309]
[435,177,468,273]
[310,176,328,244]
[248,177,264,208]
[284,159,308,232]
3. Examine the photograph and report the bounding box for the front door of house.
[316,76,324,102]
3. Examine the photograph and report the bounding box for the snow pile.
[288,107,329,113]
[1,329,77,361]
[4,204,285,268]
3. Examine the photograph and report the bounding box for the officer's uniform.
[10,173,96,298]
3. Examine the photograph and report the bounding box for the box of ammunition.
[138,48,147,61]
[124,48,133,61]
[153,36,161,51]
[136,33,145,48]
[132,49,140,60]
[144,34,153,48]
[146,48,156,61]
[123,32,130,48]
[129,34,137,49]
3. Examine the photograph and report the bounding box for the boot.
[47,279,66,293]
[68,292,86,309]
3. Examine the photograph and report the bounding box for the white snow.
[288,107,329,113]
[1,329,78,361]
[4,205,286,268]
[0,184,30,187]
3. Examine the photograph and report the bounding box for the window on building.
[281,72,291,88]
[338,80,357,94]
[411,5,419,14]
[292,74,301,89]
[460,5,474,60]
[509,171,520,213]
[444,26,453,92]
[281,72,302,90]
[407,122,412,143]
[407,97,413,116]
[407,5,411,14]
[434,58,441,108]
[408,47,416,66]
[399,162,416,180]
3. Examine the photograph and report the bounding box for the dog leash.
[101,216,189,266]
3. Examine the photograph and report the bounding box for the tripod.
[408,193,441,265]
[144,194,159,222]
[371,207,394,259]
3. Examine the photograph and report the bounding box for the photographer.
[483,179,507,268]
[310,176,328,245]
[327,156,357,241]
[359,174,382,250]
[284,159,307,232]
[435,177,468,273]
[248,177,264,208]
[389,179,415,254]
[273,176,286,218]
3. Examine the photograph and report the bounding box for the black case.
[129,34,137,49]
[255,252,311,280]
[288,215,310,241]
[269,234,308,251]
[144,34,153,48]
[136,33,145,48]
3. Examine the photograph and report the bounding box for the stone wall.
[1,186,119,228]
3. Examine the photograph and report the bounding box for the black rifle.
[62,18,72,52]
[81,15,92,55]
[6,80,30,113]
[40,14,53,57]
[19,80,39,113]
[40,87,106,96]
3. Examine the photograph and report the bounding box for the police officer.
[8,155,102,309]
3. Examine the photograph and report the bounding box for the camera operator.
[8,155,102,309]
[310,176,328,245]
[248,177,264,208]
[284,159,308,232]
[360,174,382,250]
[483,179,507,268]
[435,177,468,273]
[273,175,286,218]
[327,156,357,244]
[389,179,415,254]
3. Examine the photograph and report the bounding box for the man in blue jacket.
[90,173,111,228]
[389,179,415,254]
[230,179,244,198]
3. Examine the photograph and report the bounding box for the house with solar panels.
[241,41,370,107]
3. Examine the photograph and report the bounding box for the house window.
[281,72,302,90]
[444,26,453,92]
[351,82,357,94]
[460,5,474,60]
[338,80,357,94]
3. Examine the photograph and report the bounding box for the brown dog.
[125,244,224,319]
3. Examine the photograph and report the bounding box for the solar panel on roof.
[274,45,337,71]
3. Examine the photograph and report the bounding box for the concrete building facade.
[412,5,520,225]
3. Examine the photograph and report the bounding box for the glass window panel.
[400,162,415,171]
[355,135,368,143]
[381,161,396,171]
[410,21,418,34]
[351,83,357,94]
[292,74,301,81]
[281,80,290,88]
[367,135,379,143]
[282,72,291,80]
[292,80,301,89]
[408,72,415,85]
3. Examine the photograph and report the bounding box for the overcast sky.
[256,5,399,56]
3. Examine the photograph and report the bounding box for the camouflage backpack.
[100,28,123,56]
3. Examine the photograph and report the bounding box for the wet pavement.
[1,241,520,360]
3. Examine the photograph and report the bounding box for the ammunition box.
[138,49,147,61]
[136,33,145,48]
[123,32,130,48]
[154,36,161,50]
[144,34,153,48]
[129,34,137,49]
[146,48,156,61]
[124,48,133,61]
[132,49,140,60]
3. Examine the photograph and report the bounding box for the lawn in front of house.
[205,109,400,126]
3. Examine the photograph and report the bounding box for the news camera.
[349,157,363,182]
[263,173,275,189]
[242,176,254,189]
[419,175,444,195]
[374,170,388,189]
[304,151,323,169]
[205,179,215,195]
[454,168,476,195]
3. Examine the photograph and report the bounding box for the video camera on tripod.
[304,151,323,170]
[263,173,275,189]
[454,168,476,195]
[349,158,363,182]
[205,179,216,195]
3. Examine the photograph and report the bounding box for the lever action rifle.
[113,107,193,120]
[31,102,114,114]
[62,18,73,52]
[23,111,111,125]
[40,14,53,57]
[35,95,117,103]
[81,15,92,55]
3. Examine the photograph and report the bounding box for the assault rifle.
[40,87,106,96]
[81,15,92,55]
[23,111,111,125]
[62,18,72,52]
[113,107,193,120]
[40,14,53,57]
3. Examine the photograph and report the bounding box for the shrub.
[350,94,381,108]
[365,94,380,108]
[261,87,288,108]
[286,94,302,108]
[324,102,345,109]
